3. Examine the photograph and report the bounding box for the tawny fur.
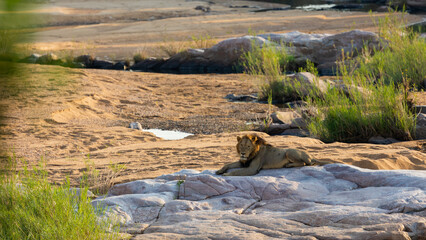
[216,134,329,176]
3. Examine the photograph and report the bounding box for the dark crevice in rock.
[141,204,165,234]
[241,199,262,215]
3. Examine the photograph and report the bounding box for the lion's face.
[236,134,264,165]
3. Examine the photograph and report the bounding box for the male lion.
[216,134,328,176]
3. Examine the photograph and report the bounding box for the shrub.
[353,11,426,89]
[0,156,119,240]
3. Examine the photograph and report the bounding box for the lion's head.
[236,134,267,166]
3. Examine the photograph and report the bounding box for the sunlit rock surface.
[93,164,426,239]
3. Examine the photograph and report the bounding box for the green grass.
[304,11,419,142]
[353,12,426,89]
[240,39,296,103]
[0,156,120,240]
[305,74,416,142]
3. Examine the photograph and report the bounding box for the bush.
[0,156,119,240]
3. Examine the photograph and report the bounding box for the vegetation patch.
[0,156,120,239]
[305,12,421,142]
[240,39,296,103]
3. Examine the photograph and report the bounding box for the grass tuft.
[240,39,296,103]
[0,155,120,240]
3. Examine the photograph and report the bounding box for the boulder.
[20,53,41,63]
[91,59,114,69]
[111,61,127,70]
[415,113,426,139]
[130,57,166,71]
[125,30,382,74]
[203,36,269,66]
[36,53,62,65]
[368,136,399,144]
[407,0,426,9]
[271,110,308,129]
[271,111,302,125]
[129,122,142,130]
[95,165,426,239]
[281,128,310,137]
[287,72,329,97]
[74,54,94,67]
[259,30,382,75]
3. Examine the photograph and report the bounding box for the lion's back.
[260,145,289,169]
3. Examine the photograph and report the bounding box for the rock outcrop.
[21,30,382,75]
[93,165,426,239]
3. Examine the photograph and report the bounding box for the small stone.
[129,122,142,130]
[281,128,309,137]
[368,136,399,145]
[271,111,302,125]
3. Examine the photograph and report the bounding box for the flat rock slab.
[94,164,426,239]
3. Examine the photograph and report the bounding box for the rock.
[203,36,270,67]
[94,165,426,238]
[259,30,382,75]
[251,7,291,13]
[20,53,41,63]
[130,57,166,71]
[376,5,393,12]
[414,105,426,114]
[194,6,211,12]
[407,0,426,9]
[74,54,94,67]
[406,19,426,33]
[281,128,310,137]
[262,123,291,135]
[287,72,329,98]
[36,53,62,65]
[224,94,257,102]
[111,61,126,70]
[415,113,426,139]
[69,188,96,199]
[135,30,382,75]
[368,136,399,144]
[129,122,142,130]
[91,59,114,69]
[285,100,308,108]
[332,80,371,99]
[271,111,304,126]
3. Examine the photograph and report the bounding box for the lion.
[216,134,329,176]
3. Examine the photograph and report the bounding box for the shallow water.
[143,129,193,140]
[256,0,408,12]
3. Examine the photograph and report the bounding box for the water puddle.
[142,129,193,140]
[296,4,336,11]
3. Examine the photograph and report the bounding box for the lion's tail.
[311,159,332,166]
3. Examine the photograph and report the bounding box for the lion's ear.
[256,136,266,145]
[237,136,242,142]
